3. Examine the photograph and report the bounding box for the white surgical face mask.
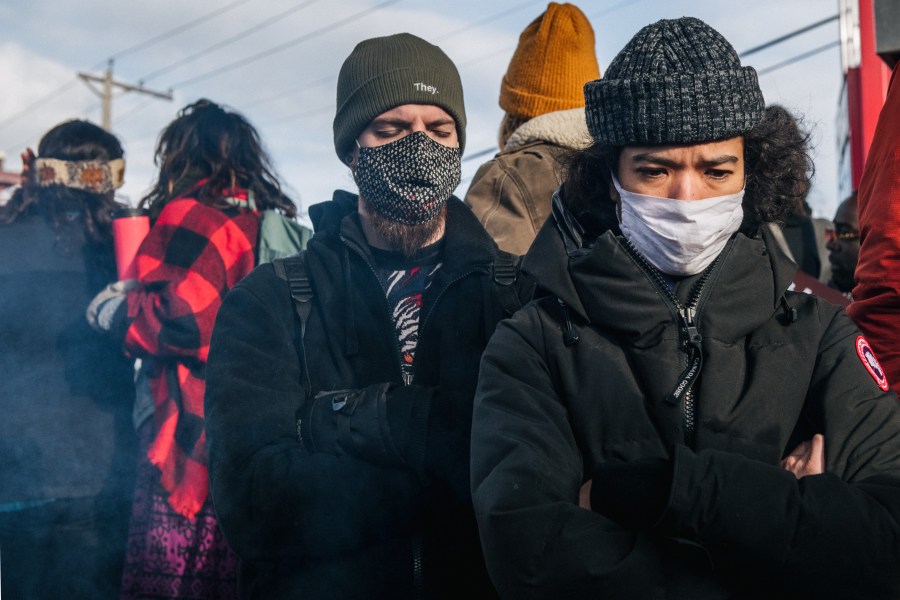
[613,173,745,276]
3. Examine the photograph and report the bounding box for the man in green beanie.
[205,32,527,599]
[471,16,900,599]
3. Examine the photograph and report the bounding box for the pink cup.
[112,208,150,280]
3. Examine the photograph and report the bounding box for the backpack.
[272,249,531,407]
[257,209,313,264]
[273,250,528,337]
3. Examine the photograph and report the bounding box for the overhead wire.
[739,14,839,57]
[236,0,544,118]
[138,0,323,82]
[758,40,841,76]
[170,0,402,89]
[435,0,544,42]
[257,105,333,128]
[0,79,80,133]
[236,75,334,111]
[0,0,252,138]
[458,0,644,69]
[110,0,255,61]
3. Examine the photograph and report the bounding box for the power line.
[758,40,840,76]
[258,105,333,128]
[457,0,640,69]
[462,147,496,163]
[739,14,839,57]
[435,0,544,42]
[110,0,254,61]
[0,79,80,133]
[171,0,402,89]
[0,0,252,135]
[237,75,334,111]
[115,96,166,126]
[587,0,643,19]
[2,94,100,159]
[139,0,323,82]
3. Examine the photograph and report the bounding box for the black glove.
[590,456,674,531]
[299,383,430,473]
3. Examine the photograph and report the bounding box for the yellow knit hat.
[500,2,600,119]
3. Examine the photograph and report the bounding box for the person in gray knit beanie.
[469,15,900,600]
[584,16,765,146]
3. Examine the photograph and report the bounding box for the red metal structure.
[838,0,897,198]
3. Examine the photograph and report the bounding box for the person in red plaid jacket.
[88,99,296,599]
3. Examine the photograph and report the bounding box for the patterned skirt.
[120,424,238,599]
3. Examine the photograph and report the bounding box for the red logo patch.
[856,336,890,391]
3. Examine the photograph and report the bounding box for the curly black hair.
[0,120,125,243]
[559,104,815,231]
[141,99,296,220]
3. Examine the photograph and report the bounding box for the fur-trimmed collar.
[504,108,592,152]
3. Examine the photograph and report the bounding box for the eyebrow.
[369,117,456,129]
[631,153,740,167]
[370,118,412,128]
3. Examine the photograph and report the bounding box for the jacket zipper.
[341,235,407,384]
[343,234,484,593]
[412,535,424,600]
[621,239,723,448]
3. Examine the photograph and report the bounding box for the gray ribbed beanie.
[584,17,764,145]
[334,33,466,161]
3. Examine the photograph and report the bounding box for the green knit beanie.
[333,33,466,162]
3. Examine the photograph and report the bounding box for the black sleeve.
[471,308,685,599]
[301,379,472,503]
[205,265,425,562]
[659,308,900,598]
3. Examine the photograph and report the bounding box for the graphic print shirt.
[370,242,443,385]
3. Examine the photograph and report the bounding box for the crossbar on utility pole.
[78,59,173,131]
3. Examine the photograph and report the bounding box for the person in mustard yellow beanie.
[464,2,600,255]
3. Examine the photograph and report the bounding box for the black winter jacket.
[0,210,136,506]
[471,197,900,599]
[206,191,519,599]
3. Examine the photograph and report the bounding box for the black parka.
[206,191,515,599]
[471,197,900,599]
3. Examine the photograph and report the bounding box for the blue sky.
[0,0,844,223]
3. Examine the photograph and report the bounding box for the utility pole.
[78,60,173,131]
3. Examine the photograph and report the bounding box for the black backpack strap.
[492,250,533,317]
[273,253,313,338]
[273,253,314,399]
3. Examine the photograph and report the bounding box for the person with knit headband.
[0,120,137,599]
[206,32,529,599]
[471,16,900,598]
[465,2,600,255]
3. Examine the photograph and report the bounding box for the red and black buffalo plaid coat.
[125,193,258,519]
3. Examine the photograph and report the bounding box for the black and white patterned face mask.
[355,131,461,226]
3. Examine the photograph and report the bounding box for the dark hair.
[498,113,529,150]
[0,120,124,242]
[560,104,814,231]
[141,99,296,220]
[743,104,814,225]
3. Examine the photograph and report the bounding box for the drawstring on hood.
[557,298,580,346]
[779,295,798,325]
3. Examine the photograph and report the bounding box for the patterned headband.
[34,157,125,193]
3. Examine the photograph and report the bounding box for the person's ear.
[346,145,359,171]
[608,179,620,203]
